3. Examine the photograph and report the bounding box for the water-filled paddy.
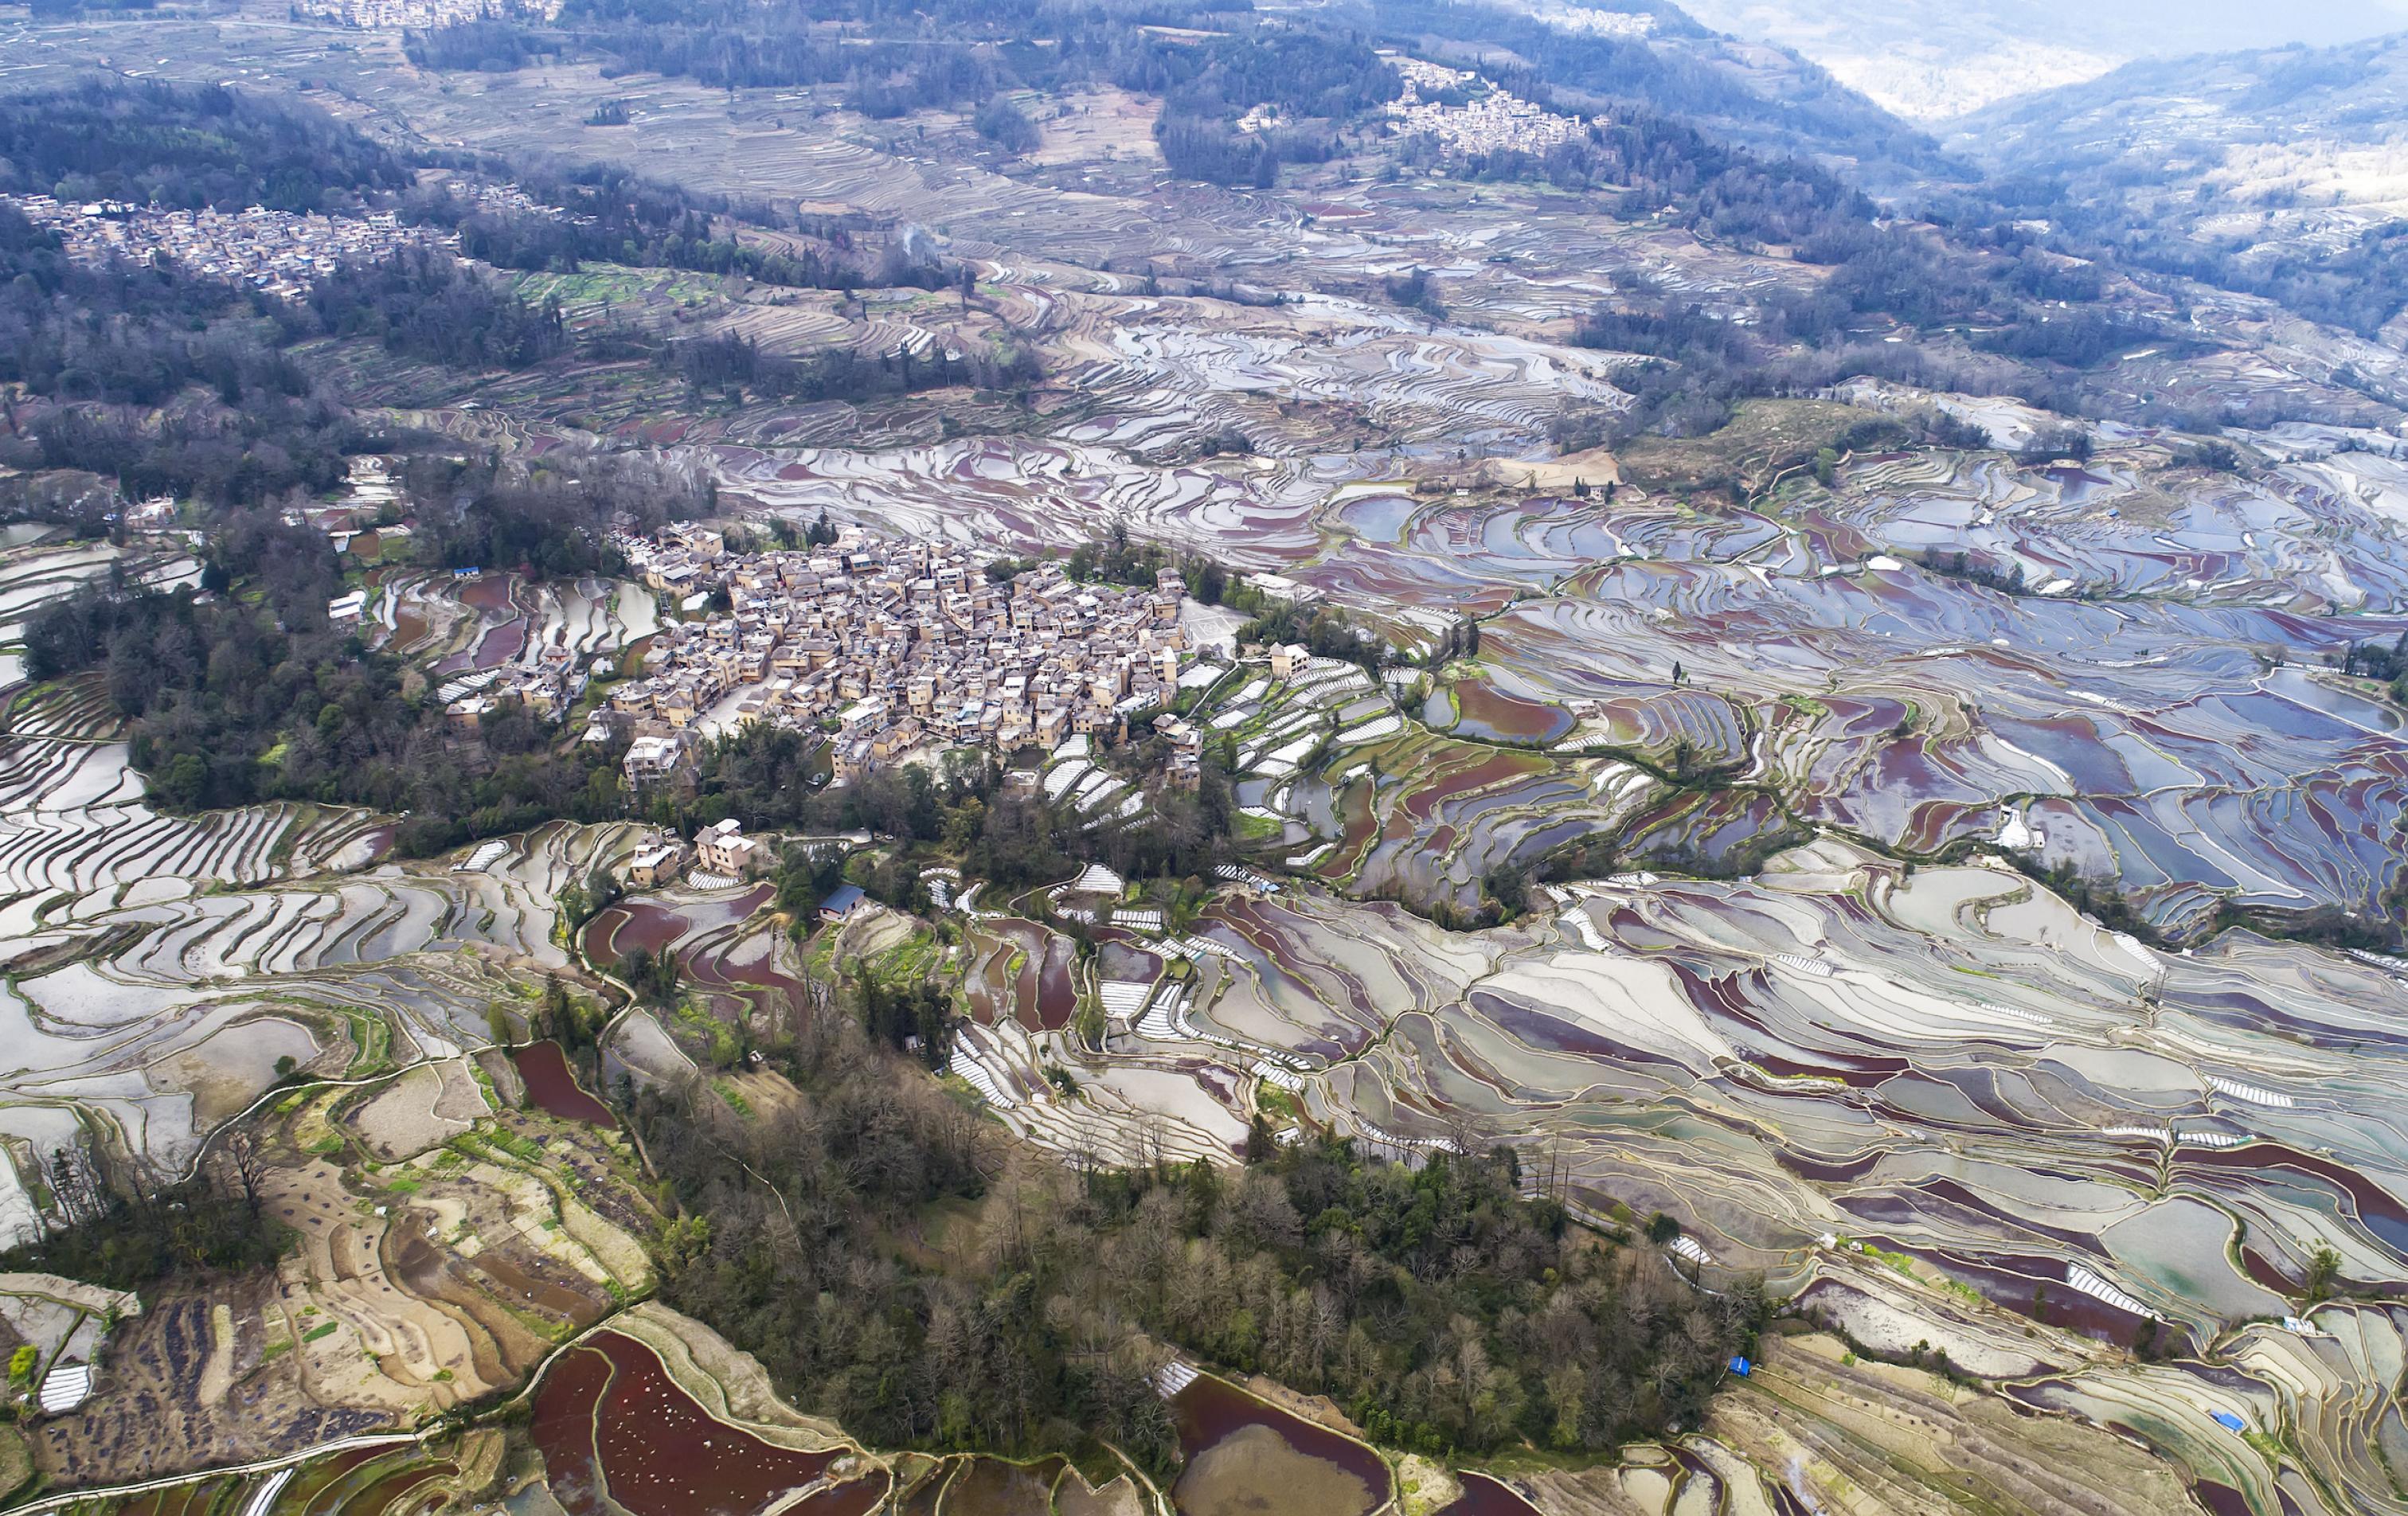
[1423,677,1573,744]
[1433,1473,1542,1516]
[512,1040,618,1128]
[1169,1373,1388,1516]
[533,1331,845,1516]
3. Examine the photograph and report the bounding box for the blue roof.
[1728,1357,1751,1377]
[2211,1411,2246,1432]
[821,884,866,915]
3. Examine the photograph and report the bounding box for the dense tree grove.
[1141,25,1397,185]
[304,249,569,369]
[971,97,1040,154]
[681,723,1234,893]
[2337,631,2408,706]
[1240,600,1389,677]
[20,510,635,851]
[0,1153,287,1289]
[656,331,1042,403]
[428,162,927,291]
[397,448,706,574]
[847,957,957,1069]
[645,1015,1763,1465]
[616,946,686,1009]
[0,79,412,211]
[401,18,565,72]
[1564,245,2169,448]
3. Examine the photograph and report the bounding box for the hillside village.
[1383,56,1589,158]
[590,525,1227,803]
[290,0,564,30]
[10,198,445,299]
[8,183,566,299]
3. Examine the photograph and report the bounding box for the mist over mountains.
[1665,0,2408,118]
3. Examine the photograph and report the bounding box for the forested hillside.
[643,1012,1763,1466]
[1949,31,2408,337]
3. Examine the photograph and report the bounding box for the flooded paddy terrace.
[878,413,2408,936]
[1,43,2405,1504]
[585,879,806,1030]
[0,813,643,1260]
[1168,1371,1389,1516]
[964,838,2408,1512]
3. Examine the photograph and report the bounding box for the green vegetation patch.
[1615,399,1895,495]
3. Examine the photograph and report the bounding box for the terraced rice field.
[584,881,803,1026]
[511,1041,619,1128]
[0,815,644,1237]
[1430,1472,1542,1516]
[29,1053,656,1486]
[2,23,2406,1510]
[1060,850,2408,1513]
[1168,1372,1389,1516]
[721,435,1337,568]
[960,917,1081,1030]
[0,555,674,1481]
[532,1328,877,1516]
[937,811,2408,1514]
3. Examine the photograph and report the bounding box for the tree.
[618,946,682,1010]
[214,1129,267,1220]
[972,97,1038,154]
[1482,863,1529,921]
[2304,1244,2344,1303]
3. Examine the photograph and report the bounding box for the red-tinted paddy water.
[512,1040,618,1128]
[1169,1373,1390,1516]
[534,1331,854,1516]
[1425,678,1574,745]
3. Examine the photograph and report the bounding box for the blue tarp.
[2211,1411,2246,1432]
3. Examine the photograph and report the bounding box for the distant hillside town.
[7,184,560,299]
[288,0,561,30]
[1382,56,1589,158]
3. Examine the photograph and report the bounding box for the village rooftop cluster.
[1382,56,1589,159]
[597,525,1213,799]
[10,198,448,299]
[289,0,562,30]
[8,184,566,298]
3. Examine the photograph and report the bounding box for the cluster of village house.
[10,199,446,300]
[1382,56,1589,158]
[11,183,565,299]
[621,816,760,889]
[290,0,561,29]
[596,525,1217,803]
